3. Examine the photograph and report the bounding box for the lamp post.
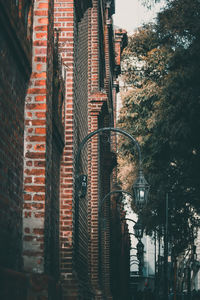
[74,127,149,295]
[75,127,149,208]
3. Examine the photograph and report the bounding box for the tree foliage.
[118,0,200,254]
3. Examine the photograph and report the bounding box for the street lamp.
[133,169,150,209]
[75,127,150,207]
[74,127,150,280]
[134,219,144,240]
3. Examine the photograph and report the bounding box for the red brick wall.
[54,1,76,297]
[0,0,128,299]
[87,2,121,299]
[88,2,105,295]
[54,1,119,298]
[87,1,118,299]
[73,9,91,296]
[23,0,55,274]
[54,0,93,298]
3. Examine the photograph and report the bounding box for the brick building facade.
[0,0,129,299]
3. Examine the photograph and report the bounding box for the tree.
[117,0,200,254]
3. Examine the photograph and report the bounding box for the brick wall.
[0,0,32,272]
[88,2,107,296]
[23,0,55,275]
[87,1,123,299]
[0,0,129,299]
[54,0,93,298]
[54,1,120,298]
[54,1,77,298]
[73,8,91,296]
[45,35,65,279]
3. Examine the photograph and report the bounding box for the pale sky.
[113,0,165,33]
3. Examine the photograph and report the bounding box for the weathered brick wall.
[98,112,118,299]
[88,97,108,298]
[0,0,32,272]
[54,0,78,296]
[23,0,55,275]
[87,1,119,299]
[54,2,118,298]
[73,8,91,296]
[0,0,129,299]
[88,2,106,297]
[87,5,129,300]
[45,37,65,280]
[54,0,92,298]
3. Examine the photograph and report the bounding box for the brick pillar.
[54,1,95,298]
[88,110,102,299]
[89,0,99,92]
[23,0,54,274]
[88,1,112,298]
[110,82,119,185]
[54,1,80,298]
[54,0,74,252]
[88,93,111,299]
[104,6,111,95]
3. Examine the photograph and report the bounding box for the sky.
[113,0,165,33]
